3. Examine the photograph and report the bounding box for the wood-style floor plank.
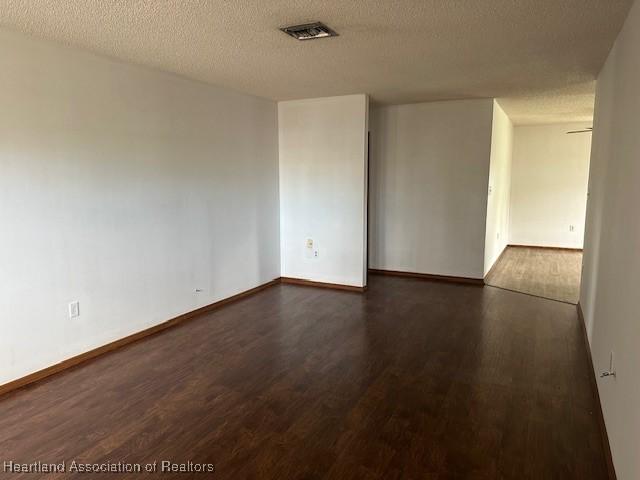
[485,246,583,304]
[0,276,607,479]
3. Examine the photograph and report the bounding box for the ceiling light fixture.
[280,22,338,41]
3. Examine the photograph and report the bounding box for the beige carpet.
[485,246,582,304]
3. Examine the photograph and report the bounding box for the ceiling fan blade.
[567,127,593,134]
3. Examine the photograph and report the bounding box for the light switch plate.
[68,301,80,318]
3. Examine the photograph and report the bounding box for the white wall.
[509,123,591,249]
[580,1,640,478]
[484,101,514,275]
[278,95,368,287]
[0,29,280,385]
[369,99,494,279]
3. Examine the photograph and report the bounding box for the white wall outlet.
[305,238,316,259]
[68,301,80,318]
[569,225,576,232]
[313,248,320,258]
[194,288,203,293]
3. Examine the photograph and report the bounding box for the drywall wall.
[484,101,514,275]
[369,99,494,279]
[278,95,368,287]
[580,1,640,479]
[509,123,592,249]
[0,29,280,385]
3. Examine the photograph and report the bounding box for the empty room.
[1,1,639,479]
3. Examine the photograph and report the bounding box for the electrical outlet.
[313,249,319,258]
[68,301,80,319]
[305,238,317,259]
[569,225,575,232]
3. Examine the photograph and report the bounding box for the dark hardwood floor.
[0,276,607,479]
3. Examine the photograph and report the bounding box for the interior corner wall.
[580,1,640,478]
[369,99,494,280]
[0,29,280,385]
[509,123,592,249]
[484,101,514,276]
[278,95,369,287]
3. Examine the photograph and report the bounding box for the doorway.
[484,122,592,304]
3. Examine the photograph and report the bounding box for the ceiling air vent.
[280,22,338,41]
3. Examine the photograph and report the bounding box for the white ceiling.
[0,0,633,124]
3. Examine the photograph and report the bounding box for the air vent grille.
[280,22,338,41]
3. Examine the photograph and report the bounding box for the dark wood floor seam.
[485,284,577,306]
[280,277,367,292]
[0,278,281,398]
[368,268,485,286]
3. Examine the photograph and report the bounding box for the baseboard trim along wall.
[484,245,509,280]
[577,303,617,480]
[368,269,485,286]
[280,277,367,292]
[508,244,583,252]
[0,277,370,397]
[0,278,282,398]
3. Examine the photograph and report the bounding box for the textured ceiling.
[0,0,633,124]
